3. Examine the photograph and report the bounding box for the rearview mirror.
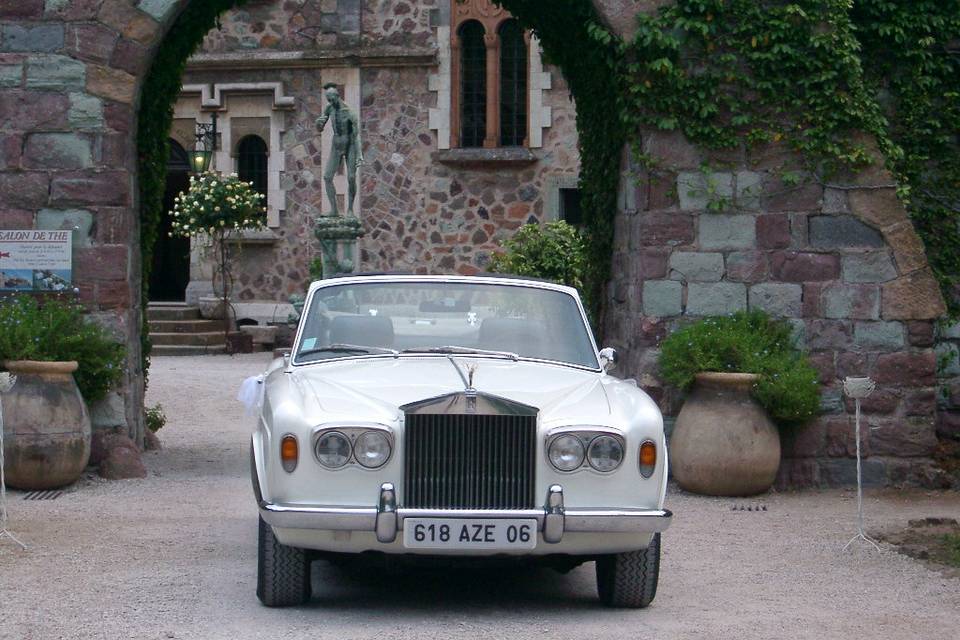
[599,347,618,373]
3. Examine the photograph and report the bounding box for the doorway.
[148,140,192,302]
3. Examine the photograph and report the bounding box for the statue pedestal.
[314,215,364,279]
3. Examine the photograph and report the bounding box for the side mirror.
[599,347,618,373]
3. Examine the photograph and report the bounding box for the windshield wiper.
[297,343,399,358]
[401,345,519,361]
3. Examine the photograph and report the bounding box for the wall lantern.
[189,112,218,174]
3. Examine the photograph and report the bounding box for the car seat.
[328,315,395,348]
[477,317,546,357]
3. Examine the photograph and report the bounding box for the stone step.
[149,319,226,334]
[147,305,201,321]
[150,344,228,357]
[149,331,227,347]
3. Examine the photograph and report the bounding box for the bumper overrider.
[255,479,672,545]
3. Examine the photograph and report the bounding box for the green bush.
[0,295,126,403]
[145,403,167,433]
[945,533,960,568]
[659,310,820,427]
[487,221,591,307]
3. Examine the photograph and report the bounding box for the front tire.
[257,516,311,607]
[595,533,661,608]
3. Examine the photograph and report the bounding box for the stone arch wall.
[603,130,949,488]
[589,0,951,489]
[0,0,951,486]
[0,0,187,443]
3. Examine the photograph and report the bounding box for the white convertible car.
[251,274,671,607]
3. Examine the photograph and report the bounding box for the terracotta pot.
[1,360,91,490]
[669,372,780,496]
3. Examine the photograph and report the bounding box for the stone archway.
[0,1,949,486]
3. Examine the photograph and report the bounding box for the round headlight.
[587,435,624,472]
[548,434,585,472]
[315,431,351,468]
[354,431,391,469]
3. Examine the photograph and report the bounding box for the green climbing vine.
[852,1,960,316]
[615,0,890,170]
[136,0,247,374]
[597,0,960,317]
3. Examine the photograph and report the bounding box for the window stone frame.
[429,0,552,151]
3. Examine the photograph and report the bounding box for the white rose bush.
[169,173,266,347]
[170,172,266,237]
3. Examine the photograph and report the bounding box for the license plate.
[403,518,537,550]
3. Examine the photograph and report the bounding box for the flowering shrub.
[0,294,126,403]
[146,403,166,433]
[659,310,820,427]
[170,172,265,237]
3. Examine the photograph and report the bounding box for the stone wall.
[604,131,951,488]
[357,65,579,275]
[198,0,440,52]
[936,324,960,477]
[0,0,174,443]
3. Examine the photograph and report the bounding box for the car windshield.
[294,280,599,369]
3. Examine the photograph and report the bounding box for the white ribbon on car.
[237,374,265,417]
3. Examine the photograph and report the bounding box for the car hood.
[273,356,647,429]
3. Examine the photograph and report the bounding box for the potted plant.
[659,310,820,496]
[170,172,266,351]
[0,294,126,489]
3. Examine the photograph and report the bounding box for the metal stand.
[842,377,880,552]
[0,373,26,549]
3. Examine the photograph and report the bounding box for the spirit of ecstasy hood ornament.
[447,356,479,397]
[466,364,478,393]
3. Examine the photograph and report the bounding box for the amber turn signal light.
[280,434,299,473]
[639,440,656,479]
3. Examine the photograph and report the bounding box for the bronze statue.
[316,83,363,216]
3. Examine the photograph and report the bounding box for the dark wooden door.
[148,141,192,302]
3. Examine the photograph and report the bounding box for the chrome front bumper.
[257,482,673,545]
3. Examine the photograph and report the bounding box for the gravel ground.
[1,353,959,640]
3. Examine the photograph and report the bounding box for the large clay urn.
[1,360,91,490]
[669,372,780,496]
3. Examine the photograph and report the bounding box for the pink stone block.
[770,251,840,282]
[873,351,937,386]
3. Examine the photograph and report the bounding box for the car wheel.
[595,532,661,608]
[257,516,311,607]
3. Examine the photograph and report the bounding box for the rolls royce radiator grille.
[403,413,537,510]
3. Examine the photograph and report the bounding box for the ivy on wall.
[853,1,960,316]
[617,0,889,169]
[137,0,248,371]
[591,0,960,316]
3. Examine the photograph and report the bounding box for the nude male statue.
[315,83,363,216]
